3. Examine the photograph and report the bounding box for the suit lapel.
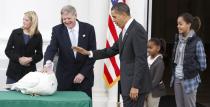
[119,20,136,55]
[77,21,83,48]
[119,32,123,53]
[62,25,75,58]
[62,25,72,46]
[76,21,85,59]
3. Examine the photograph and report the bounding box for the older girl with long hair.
[170,13,207,107]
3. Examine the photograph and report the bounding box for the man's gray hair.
[61,5,77,15]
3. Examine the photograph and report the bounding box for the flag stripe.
[106,41,120,76]
[105,59,117,80]
[108,15,119,42]
[109,57,120,76]
[104,64,114,84]
[107,30,115,45]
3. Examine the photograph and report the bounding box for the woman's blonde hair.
[23,11,39,36]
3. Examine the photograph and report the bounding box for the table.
[0,91,92,107]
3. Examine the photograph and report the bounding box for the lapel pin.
[82,34,86,38]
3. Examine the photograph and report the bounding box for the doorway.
[151,0,210,106]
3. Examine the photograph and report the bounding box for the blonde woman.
[5,11,43,84]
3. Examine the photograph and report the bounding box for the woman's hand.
[19,57,32,66]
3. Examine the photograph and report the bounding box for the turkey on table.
[9,60,58,96]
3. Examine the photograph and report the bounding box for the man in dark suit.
[44,5,96,98]
[73,2,151,107]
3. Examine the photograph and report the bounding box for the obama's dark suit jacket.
[92,20,152,97]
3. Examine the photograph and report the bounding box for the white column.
[127,0,150,40]
[88,0,109,107]
[127,0,148,29]
[147,0,153,39]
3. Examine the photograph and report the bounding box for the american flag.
[103,0,126,88]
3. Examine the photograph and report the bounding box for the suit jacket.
[149,56,166,97]
[93,20,152,96]
[5,28,43,81]
[44,21,96,90]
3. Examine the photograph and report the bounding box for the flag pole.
[117,1,125,106]
[117,81,121,107]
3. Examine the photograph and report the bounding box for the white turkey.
[6,60,58,96]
